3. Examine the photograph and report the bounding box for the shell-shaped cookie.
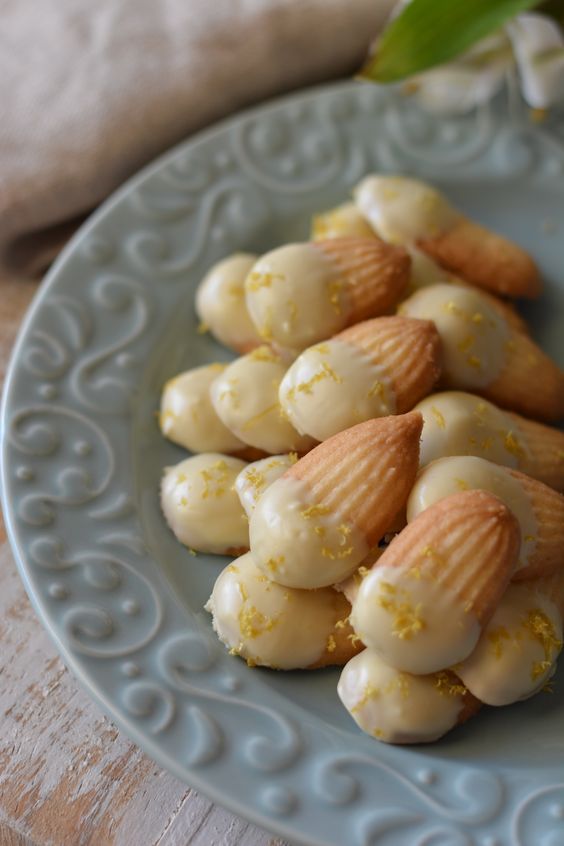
[415,391,564,492]
[235,453,297,518]
[399,283,510,388]
[315,237,411,325]
[206,552,362,669]
[195,253,262,353]
[311,202,376,241]
[249,413,423,589]
[278,317,440,441]
[333,548,386,605]
[508,411,564,493]
[338,649,480,744]
[532,568,564,615]
[244,239,410,353]
[160,454,249,555]
[505,467,564,581]
[354,175,460,247]
[408,455,564,582]
[475,288,530,336]
[354,175,541,299]
[399,246,531,339]
[416,391,527,470]
[403,246,456,295]
[456,581,563,706]
[351,490,520,673]
[209,346,315,454]
[337,316,442,412]
[484,328,564,422]
[159,364,247,454]
[400,283,564,422]
[419,216,541,299]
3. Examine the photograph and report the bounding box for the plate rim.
[2,79,564,846]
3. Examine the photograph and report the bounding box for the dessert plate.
[2,81,564,846]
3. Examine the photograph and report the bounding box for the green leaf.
[361,0,544,83]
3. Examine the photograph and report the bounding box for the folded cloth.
[0,0,394,276]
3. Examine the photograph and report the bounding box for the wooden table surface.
[0,272,290,846]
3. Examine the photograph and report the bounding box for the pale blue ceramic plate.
[2,82,564,846]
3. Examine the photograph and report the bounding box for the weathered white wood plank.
[0,539,287,846]
[0,822,36,846]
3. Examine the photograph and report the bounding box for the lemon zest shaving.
[430,406,446,429]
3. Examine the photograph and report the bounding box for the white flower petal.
[411,34,512,115]
[411,66,506,114]
[508,13,564,108]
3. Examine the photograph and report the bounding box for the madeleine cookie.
[279,317,441,441]
[311,203,376,241]
[160,454,249,554]
[244,239,410,352]
[235,453,297,518]
[398,243,530,330]
[206,552,362,669]
[416,391,564,491]
[338,650,480,744]
[354,175,541,298]
[407,455,564,581]
[474,287,531,337]
[506,469,564,581]
[403,245,455,294]
[209,347,315,454]
[400,283,564,421]
[509,412,564,493]
[456,576,564,706]
[159,364,247,454]
[249,413,423,589]
[351,491,520,673]
[195,253,262,353]
[416,391,527,469]
[402,251,531,336]
[333,548,386,605]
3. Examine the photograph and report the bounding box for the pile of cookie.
[158,175,564,744]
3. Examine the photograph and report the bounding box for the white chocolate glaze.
[416,391,529,469]
[406,246,455,293]
[160,454,249,554]
[206,552,346,669]
[249,475,369,589]
[311,202,376,240]
[235,453,297,518]
[279,339,395,441]
[244,243,351,352]
[195,253,261,352]
[350,565,481,674]
[456,584,563,706]
[338,649,467,743]
[407,456,537,572]
[400,284,510,389]
[159,364,246,454]
[354,176,460,246]
[209,347,315,454]
[334,548,385,604]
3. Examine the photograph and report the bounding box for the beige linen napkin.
[0,0,394,276]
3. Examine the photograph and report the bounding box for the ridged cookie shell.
[483,328,564,422]
[336,316,442,413]
[314,237,411,323]
[506,468,564,581]
[371,489,520,624]
[419,217,541,299]
[286,412,423,545]
[509,411,564,493]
